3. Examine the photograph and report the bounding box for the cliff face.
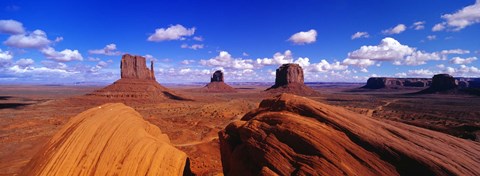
[210,70,224,82]
[219,93,480,176]
[23,103,192,175]
[120,54,155,80]
[273,63,304,87]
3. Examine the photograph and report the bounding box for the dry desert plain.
[0,82,480,175]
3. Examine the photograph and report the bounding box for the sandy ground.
[0,83,479,175]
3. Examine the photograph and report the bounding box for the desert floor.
[0,83,479,175]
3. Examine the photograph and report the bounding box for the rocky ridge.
[23,103,193,175]
[219,93,480,175]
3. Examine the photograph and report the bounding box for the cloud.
[256,50,293,65]
[307,59,348,72]
[193,36,203,41]
[143,54,158,62]
[0,49,13,62]
[0,49,13,67]
[0,19,25,35]
[343,37,444,67]
[450,56,477,64]
[351,32,369,40]
[288,29,317,45]
[427,35,436,40]
[88,43,122,55]
[87,57,101,62]
[343,37,413,66]
[412,21,425,30]
[41,47,83,62]
[405,69,435,77]
[242,52,249,56]
[3,29,51,49]
[15,58,34,68]
[181,59,195,65]
[441,49,470,55]
[200,51,254,70]
[432,23,446,31]
[180,44,204,50]
[382,24,406,35]
[147,24,195,42]
[435,0,480,31]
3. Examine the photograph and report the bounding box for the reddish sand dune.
[23,103,192,176]
[219,93,480,176]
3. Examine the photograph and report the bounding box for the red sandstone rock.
[266,64,319,96]
[203,70,236,93]
[87,54,190,101]
[210,70,224,82]
[219,93,480,175]
[120,54,155,80]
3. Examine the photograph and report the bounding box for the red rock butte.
[219,93,480,175]
[202,70,237,93]
[120,54,155,80]
[265,63,319,96]
[87,54,190,101]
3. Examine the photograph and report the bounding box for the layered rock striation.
[265,64,319,96]
[219,93,480,175]
[87,54,189,101]
[120,54,155,80]
[203,70,237,93]
[23,103,192,175]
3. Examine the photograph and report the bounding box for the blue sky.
[0,0,479,84]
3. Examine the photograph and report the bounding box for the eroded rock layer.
[23,103,192,176]
[219,93,480,176]
[266,64,319,96]
[87,79,189,101]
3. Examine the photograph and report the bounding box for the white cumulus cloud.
[382,24,406,35]
[4,29,51,49]
[88,43,122,55]
[343,37,443,67]
[147,24,195,42]
[200,51,254,70]
[0,19,25,35]
[41,47,83,62]
[450,56,477,64]
[288,29,317,45]
[435,0,480,31]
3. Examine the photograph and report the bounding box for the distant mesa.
[418,74,459,94]
[23,103,193,175]
[265,63,319,96]
[87,54,190,101]
[202,70,237,93]
[363,77,431,89]
[363,76,480,92]
[219,93,480,175]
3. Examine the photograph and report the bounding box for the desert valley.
[1,54,479,175]
[1,0,480,175]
